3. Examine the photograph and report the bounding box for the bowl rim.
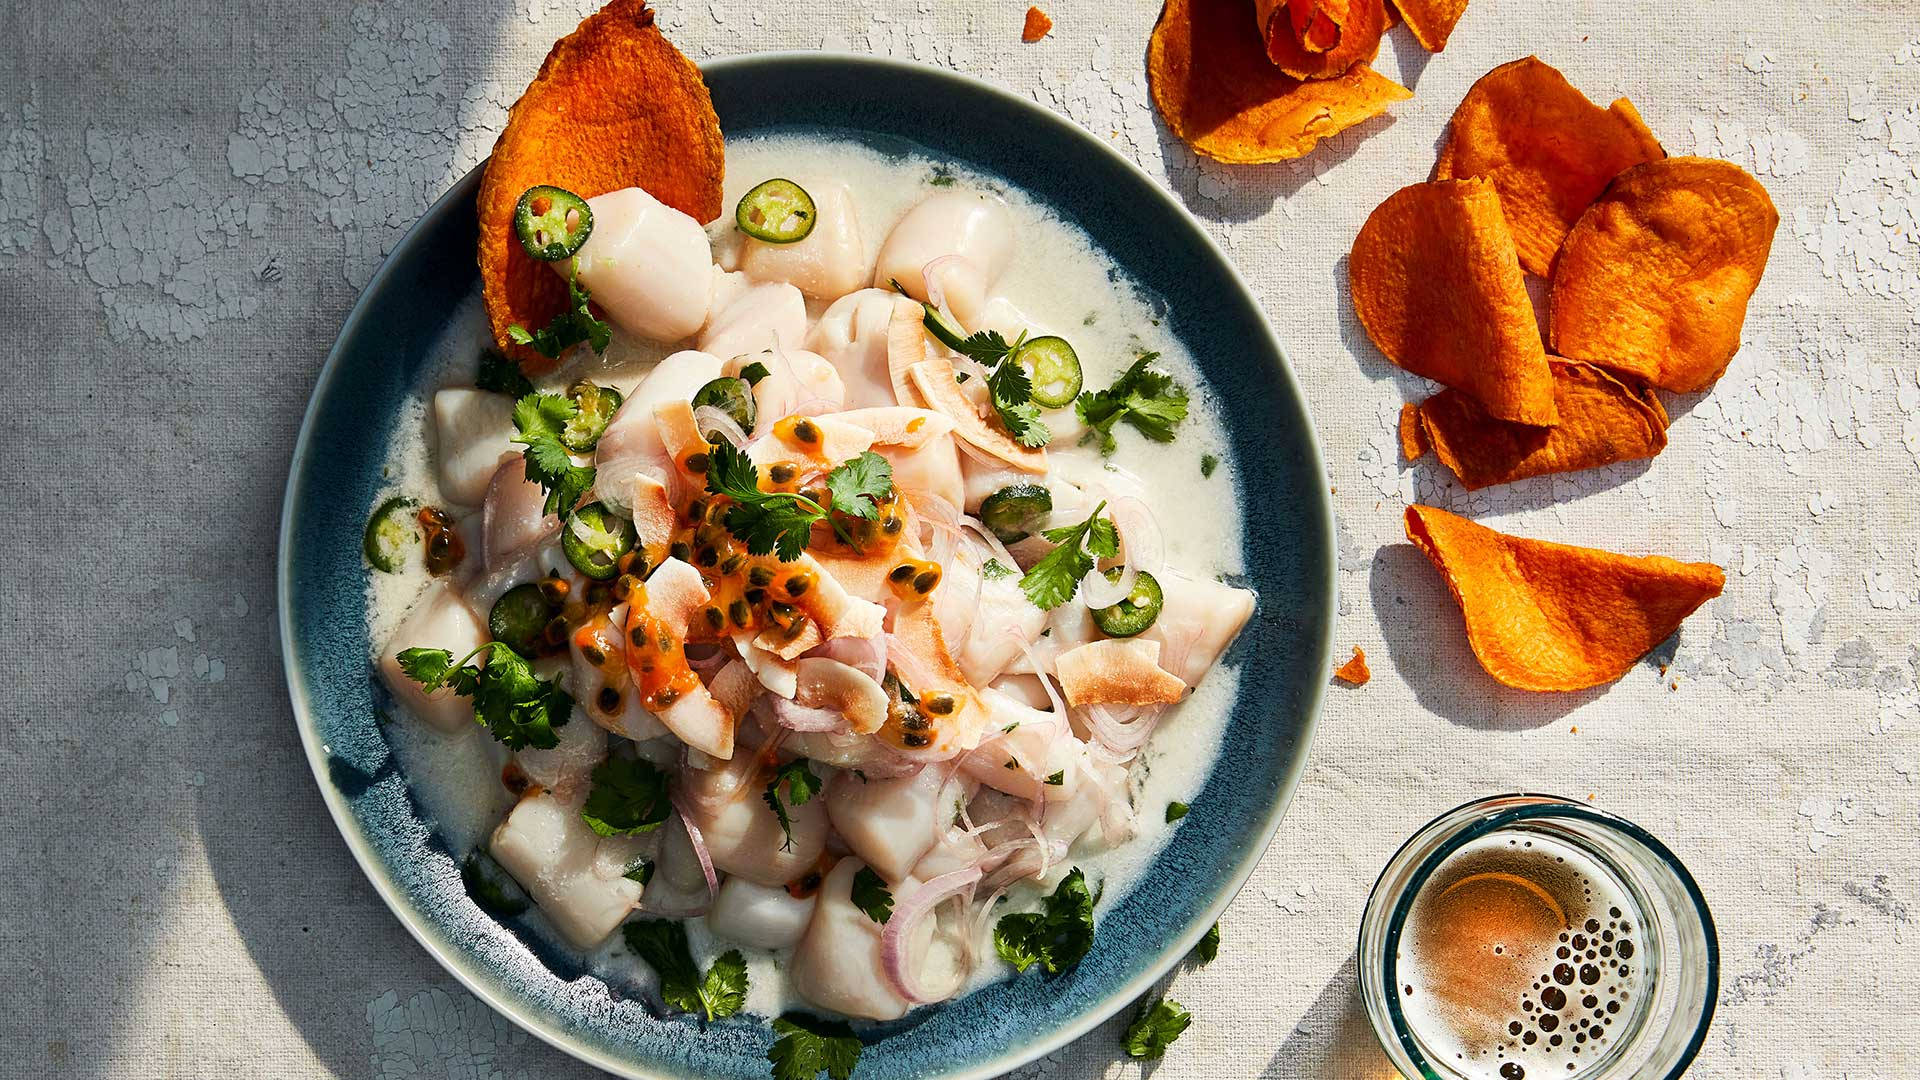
[278,48,1336,1080]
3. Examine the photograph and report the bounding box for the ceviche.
[367,139,1255,1045]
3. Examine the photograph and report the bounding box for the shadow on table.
[1261,953,1397,1078]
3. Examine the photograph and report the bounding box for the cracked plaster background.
[0,1,1915,1077]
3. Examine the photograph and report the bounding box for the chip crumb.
[1022,6,1052,42]
[1570,725,1578,734]
[1334,647,1370,686]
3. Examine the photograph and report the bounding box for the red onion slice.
[920,254,969,313]
[807,634,887,684]
[1079,496,1166,609]
[879,866,983,1005]
[668,795,719,902]
[692,404,748,448]
[771,696,847,733]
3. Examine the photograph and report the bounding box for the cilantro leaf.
[1165,801,1190,823]
[762,759,823,852]
[988,358,1051,447]
[992,866,1096,976]
[579,756,672,837]
[1193,922,1220,965]
[1018,502,1112,610]
[624,920,749,1022]
[624,858,654,886]
[461,851,529,917]
[951,329,1015,368]
[395,642,568,749]
[1122,998,1192,1059]
[1075,352,1190,455]
[511,392,597,516]
[506,270,612,360]
[850,866,894,924]
[825,451,893,521]
[768,1013,863,1080]
[1043,770,1065,786]
[980,558,1014,580]
[476,349,534,398]
[1200,453,1219,478]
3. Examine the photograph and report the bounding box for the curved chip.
[1333,646,1371,685]
[1549,156,1779,393]
[478,0,725,365]
[1391,0,1468,52]
[1404,505,1724,692]
[1435,58,1665,277]
[1410,358,1668,489]
[1256,0,1387,80]
[1349,178,1557,425]
[1149,0,1410,165]
[1397,401,1428,461]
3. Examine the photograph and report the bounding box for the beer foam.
[1395,833,1646,1080]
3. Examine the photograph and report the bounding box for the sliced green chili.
[563,502,638,581]
[1092,568,1163,638]
[561,380,623,453]
[691,376,757,436]
[979,484,1053,544]
[364,496,421,573]
[735,178,817,244]
[514,185,594,261]
[1015,336,1083,408]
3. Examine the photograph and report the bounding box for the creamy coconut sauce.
[365,136,1247,1019]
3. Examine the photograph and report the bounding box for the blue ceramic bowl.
[280,52,1335,1080]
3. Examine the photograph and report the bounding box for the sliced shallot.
[879,866,983,1005]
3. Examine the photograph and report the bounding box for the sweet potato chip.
[1404,505,1723,691]
[1435,58,1665,276]
[1549,156,1779,393]
[1334,647,1371,685]
[1256,0,1387,80]
[1398,402,1428,460]
[1391,0,1468,52]
[1022,6,1053,41]
[1149,0,1410,164]
[1408,358,1668,489]
[478,0,725,365]
[1349,178,1557,425]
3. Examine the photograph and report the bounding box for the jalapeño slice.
[514,185,594,261]
[735,178,817,244]
[1014,336,1083,408]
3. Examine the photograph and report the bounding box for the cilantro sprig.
[396,642,571,749]
[1076,352,1189,454]
[893,280,1053,448]
[579,756,672,837]
[768,1013,863,1080]
[993,866,1096,975]
[511,392,597,516]
[706,441,894,562]
[507,267,612,360]
[1122,997,1192,1059]
[850,866,894,925]
[1018,502,1118,610]
[763,758,823,851]
[623,920,747,1022]
[1192,921,1220,965]
[476,349,534,398]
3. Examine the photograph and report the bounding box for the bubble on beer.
[1395,834,1644,1078]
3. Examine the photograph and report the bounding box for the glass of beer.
[1358,794,1717,1080]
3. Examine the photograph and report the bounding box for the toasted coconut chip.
[1256,0,1387,81]
[630,560,736,758]
[1055,639,1188,707]
[707,658,760,722]
[1349,178,1557,426]
[756,618,824,662]
[1404,505,1724,692]
[885,296,932,407]
[1549,156,1779,394]
[1398,402,1429,461]
[628,474,677,567]
[908,358,1049,474]
[810,547,904,605]
[651,399,709,480]
[1390,0,1467,51]
[786,553,886,642]
[477,0,724,365]
[734,631,799,699]
[1022,6,1053,41]
[832,406,956,450]
[888,600,986,754]
[1148,0,1409,165]
[1334,647,1370,685]
[1435,58,1665,276]
[746,414,874,469]
[1412,359,1668,490]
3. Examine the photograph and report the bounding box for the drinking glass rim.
[1363,793,1719,1080]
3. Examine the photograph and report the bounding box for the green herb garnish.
[850,866,894,924]
[1122,998,1192,1059]
[1076,352,1189,454]
[461,851,530,917]
[1018,502,1118,610]
[1200,453,1219,478]
[993,866,1096,975]
[1043,770,1065,786]
[706,441,894,561]
[624,858,654,886]
[763,758,824,851]
[396,643,571,749]
[1193,921,1220,964]
[476,349,534,398]
[579,756,672,837]
[980,557,1015,580]
[768,1012,863,1080]
[1165,801,1190,822]
[507,267,612,359]
[511,392,598,516]
[623,920,747,1021]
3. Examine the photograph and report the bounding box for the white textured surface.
[2,1,1916,1077]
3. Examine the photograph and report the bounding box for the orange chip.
[1349,178,1557,426]
[1549,156,1779,393]
[1334,646,1371,685]
[1404,505,1724,691]
[1411,358,1669,489]
[1255,0,1387,80]
[1148,0,1410,165]
[1022,6,1053,41]
[478,0,725,365]
[1435,58,1665,277]
[1391,0,1468,52]
[1398,401,1428,461]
